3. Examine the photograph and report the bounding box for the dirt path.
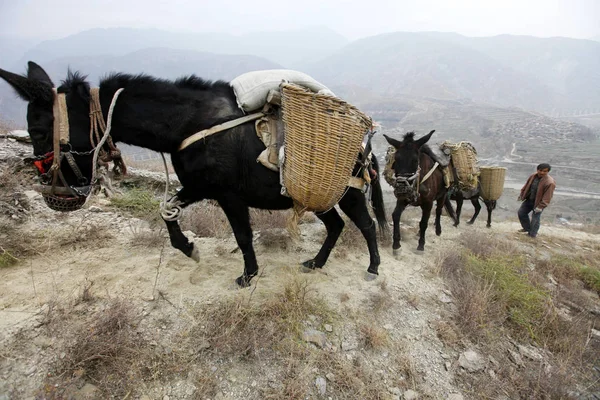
[1,189,599,399]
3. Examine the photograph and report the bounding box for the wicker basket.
[441,141,480,190]
[479,166,507,201]
[281,83,371,212]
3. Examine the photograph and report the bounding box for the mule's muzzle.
[392,172,419,203]
[33,184,91,212]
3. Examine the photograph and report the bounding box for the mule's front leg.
[418,203,433,251]
[391,201,406,256]
[302,208,344,271]
[218,194,257,288]
[165,220,198,260]
[163,191,198,261]
[435,198,444,236]
[454,197,463,227]
[467,198,481,225]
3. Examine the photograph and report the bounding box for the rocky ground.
[1,137,599,400]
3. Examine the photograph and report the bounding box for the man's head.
[536,163,551,178]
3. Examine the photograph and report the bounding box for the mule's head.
[383,130,435,177]
[383,130,435,199]
[0,62,96,211]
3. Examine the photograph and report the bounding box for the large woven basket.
[281,83,371,212]
[441,141,480,190]
[479,166,507,201]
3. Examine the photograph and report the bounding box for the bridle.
[384,145,439,203]
[31,87,126,211]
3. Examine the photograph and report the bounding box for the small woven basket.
[281,83,371,212]
[479,166,507,201]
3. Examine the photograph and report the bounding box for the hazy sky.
[1,0,599,41]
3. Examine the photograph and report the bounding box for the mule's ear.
[27,61,54,86]
[0,66,52,102]
[415,130,435,148]
[383,134,402,148]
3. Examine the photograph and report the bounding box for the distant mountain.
[12,26,348,70]
[0,48,281,124]
[591,35,600,42]
[304,32,566,112]
[423,33,600,111]
[0,35,38,69]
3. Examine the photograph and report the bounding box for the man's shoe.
[528,233,537,238]
[518,229,529,233]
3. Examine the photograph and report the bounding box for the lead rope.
[159,153,183,221]
[82,88,125,207]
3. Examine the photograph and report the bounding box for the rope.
[159,153,183,221]
[90,88,125,185]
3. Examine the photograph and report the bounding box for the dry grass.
[192,276,327,359]
[41,300,149,397]
[258,229,292,250]
[359,323,389,349]
[128,222,166,248]
[250,208,289,231]
[440,232,600,399]
[180,201,231,238]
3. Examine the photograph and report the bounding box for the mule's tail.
[370,156,389,237]
[444,194,458,225]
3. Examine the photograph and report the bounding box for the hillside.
[423,33,600,110]
[304,32,570,112]
[13,26,348,71]
[1,139,599,399]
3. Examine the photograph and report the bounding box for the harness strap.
[179,112,265,151]
[419,162,439,186]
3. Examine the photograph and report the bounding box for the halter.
[32,88,126,211]
[384,145,439,204]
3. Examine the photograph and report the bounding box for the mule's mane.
[403,131,416,143]
[100,73,231,95]
[58,70,232,99]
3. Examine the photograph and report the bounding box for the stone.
[508,349,524,367]
[315,376,327,396]
[78,383,99,398]
[518,344,543,361]
[438,293,453,303]
[388,387,402,395]
[447,394,464,400]
[403,389,419,399]
[458,350,485,372]
[302,329,327,348]
[88,206,103,213]
[324,324,333,332]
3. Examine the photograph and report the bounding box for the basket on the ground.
[479,166,507,201]
[281,83,371,212]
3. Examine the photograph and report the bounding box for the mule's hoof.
[190,245,200,262]
[235,275,252,288]
[301,266,315,274]
[486,224,492,228]
[416,246,425,252]
[392,248,401,257]
[467,221,474,225]
[436,230,442,236]
[364,271,378,281]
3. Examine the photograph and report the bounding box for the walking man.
[517,163,556,238]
